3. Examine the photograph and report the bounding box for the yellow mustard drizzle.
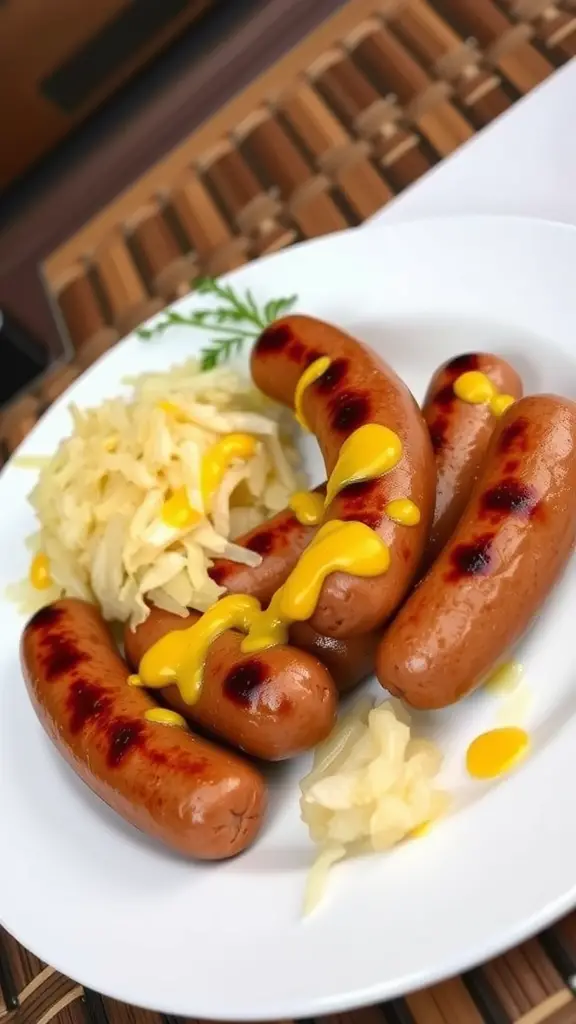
[201,433,257,511]
[157,400,186,420]
[495,687,532,730]
[490,393,516,418]
[161,487,202,531]
[466,727,529,780]
[294,356,331,431]
[385,498,421,526]
[410,820,433,838]
[144,707,188,729]
[29,552,52,590]
[139,594,261,704]
[453,371,515,418]
[324,424,403,507]
[241,520,391,653]
[289,490,325,526]
[485,660,523,695]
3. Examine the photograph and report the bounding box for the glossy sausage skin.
[208,486,324,606]
[125,608,337,760]
[423,353,523,563]
[289,623,378,695]
[129,608,377,702]
[377,395,576,709]
[21,599,266,859]
[251,315,436,637]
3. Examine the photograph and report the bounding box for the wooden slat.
[125,205,196,301]
[55,266,119,354]
[201,144,296,256]
[500,0,576,59]
[380,0,513,126]
[100,994,165,1024]
[429,0,554,92]
[0,395,42,455]
[346,22,474,156]
[479,939,573,1022]
[275,80,394,218]
[310,52,434,189]
[169,173,249,276]
[37,364,80,408]
[407,978,485,1023]
[0,931,17,1017]
[325,1008,390,1024]
[16,967,83,1024]
[92,233,163,335]
[237,109,349,237]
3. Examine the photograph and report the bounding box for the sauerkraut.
[10,359,305,626]
[300,697,447,914]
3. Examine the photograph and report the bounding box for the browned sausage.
[21,599,266,859]
[124,607,337,760]
[251,315,436,637]
[206,485,376,691]
[376,395,576,709]
[288,623,378,694]
[128,608,377,703]
[208,486,324,606]
[423,353,523,562]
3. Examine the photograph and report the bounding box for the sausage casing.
[125,608,337,761]
[208,487,323,606]
[22,599,266,859]
[423,353,523,562]
[251,315,436,637]
[377,395,576,709]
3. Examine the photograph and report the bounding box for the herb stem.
[138,276,297,369]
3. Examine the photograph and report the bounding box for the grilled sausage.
[288,622,378,695]
[124,607,337,761]
[251,315,436,637]
[376,395,576,709]
[128,609,377,702]
[22,599,266,859]
[423,353,523,562]
[209,486,323,606]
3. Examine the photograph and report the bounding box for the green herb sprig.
[137,277,298,371]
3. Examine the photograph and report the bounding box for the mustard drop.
[29,552,52,590]
[294,357,331,431]
[289,490,325,526]
[324,424,403,507]
[201,433,257,512]
[127,674,143,687]
[161,487,201,531]
[466,727,529,780]
[485,661,523,695]
[139,593,261,705]
[241,520,391,653]
[410,820,433,838]
[144,707,188,729]
[490,393,515,418]
[453,370,496,405]
[157,400,185,419]
[385,498,420,526]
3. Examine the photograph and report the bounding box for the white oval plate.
[2,216,576,1020]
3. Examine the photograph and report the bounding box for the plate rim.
[3,213,576,1019]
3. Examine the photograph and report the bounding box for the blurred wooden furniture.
[0,0,218,189]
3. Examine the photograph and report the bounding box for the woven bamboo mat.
[3,1,576,1022]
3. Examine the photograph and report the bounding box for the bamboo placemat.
[2,1,576,1022]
